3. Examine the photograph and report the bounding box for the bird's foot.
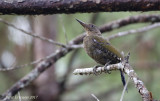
[93,65,102,75]
[104,61,111,74]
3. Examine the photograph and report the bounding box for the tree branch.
[73,62,153,101]
[0,0,160,15]
[108,22,160,40]
[99,14,160,33]
[0,47,72,101]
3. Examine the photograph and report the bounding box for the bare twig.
[100,14,160,33]
[120,77,130,101]
[73,63,123,75]
[0,50,63,71]
[0,18,66,47]
[91,94,100,101]
[0,50,60,71]
[0,56,46,71]
[77,84,126,101]
[73,61,153,101]
[18,92,21,101]
[108,22,160,40]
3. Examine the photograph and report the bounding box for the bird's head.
[76,19,101,36]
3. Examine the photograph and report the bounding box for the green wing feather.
[83,35,123,65]
[93,36,123,59]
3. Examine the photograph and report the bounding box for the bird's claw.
[93,65,101,75]
[104,61,111,74]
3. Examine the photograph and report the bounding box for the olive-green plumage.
[76,19,124,65]
[76,19,126,89]
[83,35,123,65]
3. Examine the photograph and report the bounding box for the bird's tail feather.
[120,70,128,92]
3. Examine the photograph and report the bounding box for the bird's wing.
[92,36,123,61]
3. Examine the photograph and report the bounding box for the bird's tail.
[119,69,128,92]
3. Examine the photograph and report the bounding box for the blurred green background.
[0,12,160,101]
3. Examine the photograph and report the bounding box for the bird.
[76,19,126,89]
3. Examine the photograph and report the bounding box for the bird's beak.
[76,19,89,30]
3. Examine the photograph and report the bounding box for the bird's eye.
[91,25,94,27]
